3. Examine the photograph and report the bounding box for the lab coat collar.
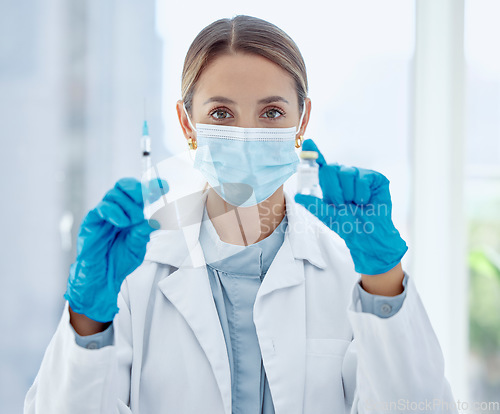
[144,185,328,271]
[198,203,288,276]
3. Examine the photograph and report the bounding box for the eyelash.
[208,106,286,121]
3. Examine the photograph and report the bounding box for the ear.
[176,100,195,141]
[297,97,311,138]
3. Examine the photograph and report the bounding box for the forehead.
[193,53,297,105]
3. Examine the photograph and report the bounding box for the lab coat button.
[86,341,98,349]
[380,304,392,314]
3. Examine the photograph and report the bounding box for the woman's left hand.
[294,139,408,276]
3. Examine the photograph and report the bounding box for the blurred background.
[1,0,499,412]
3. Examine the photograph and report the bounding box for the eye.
[261,107,285,120]
[209,107,233,121]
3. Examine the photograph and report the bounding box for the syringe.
[141,120,153,218]
[141,120,151,170]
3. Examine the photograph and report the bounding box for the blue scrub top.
[198,205,287,414]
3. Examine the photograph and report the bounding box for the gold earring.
[295,135,303,148]
[187,138,197,150]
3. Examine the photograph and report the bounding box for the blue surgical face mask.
[183,102,305,207]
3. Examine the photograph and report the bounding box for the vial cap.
[299,151,319,160]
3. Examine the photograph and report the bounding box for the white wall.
[0,1,65,412]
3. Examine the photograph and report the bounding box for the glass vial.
[296,151,323,199]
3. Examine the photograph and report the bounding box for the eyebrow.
[202,96,290,105]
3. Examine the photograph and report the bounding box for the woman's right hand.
[64,177,169,325]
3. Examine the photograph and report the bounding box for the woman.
[25,15,456,414]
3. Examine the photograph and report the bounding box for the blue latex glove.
[64,177,169,322]
[294,139,408,275]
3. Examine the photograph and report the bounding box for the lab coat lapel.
[254,235,307,414]
[150,186,232,414]
[157,249,232,414]
[253,190,328,414]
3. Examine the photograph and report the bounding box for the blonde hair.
[181,15,308,116]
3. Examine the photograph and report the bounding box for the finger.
[77,209,115,255]
[94,199,137,228]
[115,177,143,204]
[354,175,371,205]
[372,184,392,212]
[301,139,327,167]
[103,187,144,226]
[147,219,161,230]
[294,193,337,228]
[363,169,391,205]
[143,178,169,204]
[121,223,153,272]
[355,168,374,205]
[126,220,155,246]
[374,169,390,187]
[319,163,345,206]
[338,166,358,204]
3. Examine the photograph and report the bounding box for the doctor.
[25,14,457,414]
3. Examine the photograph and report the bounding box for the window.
[465,0,500,402]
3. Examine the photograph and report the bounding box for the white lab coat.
[24,186,457,414]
